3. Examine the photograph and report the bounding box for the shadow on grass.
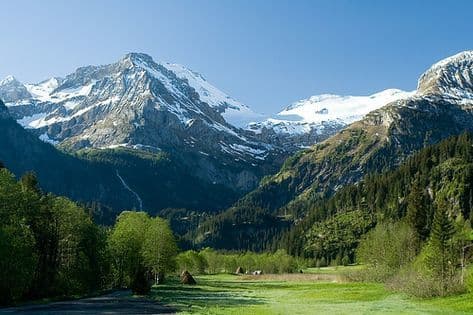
[0,290,176,314]
[151,276,266,312]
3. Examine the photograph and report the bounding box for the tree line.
[176,248,305,275]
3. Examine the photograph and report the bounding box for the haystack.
[235,266,245,274]
[180,270,197,285]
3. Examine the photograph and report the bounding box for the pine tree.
[405,179,430,240]
[426,202,456,295]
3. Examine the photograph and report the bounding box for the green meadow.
[150,270,473,315]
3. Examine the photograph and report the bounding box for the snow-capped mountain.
[2,53,282,190]
[196,50,473,250]
[417,50,473,100]
[0,75,32,102]
[0,52,430,189]
[246,89,414,149]
[0,52,417,157]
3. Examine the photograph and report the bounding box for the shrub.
[387,264,464,298]
[356,221,417,282]
[465,267,473,293]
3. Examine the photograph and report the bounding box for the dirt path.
[0,290,176,314]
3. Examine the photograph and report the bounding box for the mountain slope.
[191,50,473,250]
[283,133,473,260]
[0,99,238,224]
[162,63,264,127]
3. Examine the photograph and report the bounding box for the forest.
[0,166,178,304]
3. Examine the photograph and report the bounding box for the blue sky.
[0,0,471,113]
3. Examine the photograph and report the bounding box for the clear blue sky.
[1,0,471,114]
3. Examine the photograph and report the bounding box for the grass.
[150,269,473,314]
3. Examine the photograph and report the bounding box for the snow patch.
[249,89,414,136]
[164,63,263,127]
[38,133,59,145]
[17,113,48,129]
[25,78,60,101]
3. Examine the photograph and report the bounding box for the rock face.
[0,98,239,222]
[417,51,473,98]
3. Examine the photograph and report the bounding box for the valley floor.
[2,268,472,314]
[152,269,473,315]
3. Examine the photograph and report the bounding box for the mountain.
[3,53,416,227]
[0,75,32,102]
[246,89,413,150]
[1,53,415,191]
[0,99,238,224]
[418,50,473,98]
[2,53,284,191]
[190,50,473,251]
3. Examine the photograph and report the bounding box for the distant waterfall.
[116,170,143,210]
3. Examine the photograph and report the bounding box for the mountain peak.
[418,50,473,98]
[120,52,155,67]
[0,75,20,86]
[0,75,32,102]
[426,50,473,71]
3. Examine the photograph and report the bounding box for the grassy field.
[150,269,473,314]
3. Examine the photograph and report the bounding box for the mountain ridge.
[2,53,285,190]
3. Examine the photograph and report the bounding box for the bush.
[176,250,207,275]
[387,264,464,298]
[356,221,417,282]
[176,249,299,275]
[465,267,473,293]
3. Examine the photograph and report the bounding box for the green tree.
[20,172,41,195]
[142,217,178,283]
[108,211,150,287]
[199,248,221,274]
[52,197,110,294]
[0,222,37,304]
[405,180,430,240]
[424,203,456,295]
[357,221,418,281]
[176,250,208,275]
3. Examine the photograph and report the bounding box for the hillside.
[0,99,237,224]
[190,51,473,251]
[278,133,473,259]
